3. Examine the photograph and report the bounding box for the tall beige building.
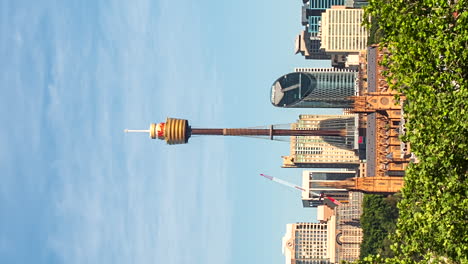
[282,219,337,264]
[336,192,363,261]
[320,7,368,53]
[282,115,360,169]
[282,193,364,264]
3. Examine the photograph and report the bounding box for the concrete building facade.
[335,192,363,261]
[282,220,337,264]
[282,115,360,169]
[320,7,368,53]
[282,192,363,264]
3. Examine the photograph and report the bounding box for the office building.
[295,30,331,60]
[317,205,335,222]
[336,192,363,261]
[302,0,345,36]
[302,170,355,208]
[282,220,337,264]
[282,115,360,169]
[300,192,364,263]
[270,68,358,108]
[344,0,368,8]
[296,0,345,61]
[320,7,368,53]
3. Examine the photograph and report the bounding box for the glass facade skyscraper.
[270,68,358,108]
[295,31,331,60]
[304,0,345,36]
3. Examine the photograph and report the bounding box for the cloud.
[1,1,231,263]
[40,2,231,264]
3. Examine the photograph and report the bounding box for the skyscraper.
[344,0,368,8]
[320,7,368,53]
[302,0,345,36]
[285,193,364,263]
[335,192,363,262]
[295,30,331,60]
[282,221,337,264]
[282,115,360,169]
[270,68,358,108]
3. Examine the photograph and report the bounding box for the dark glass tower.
[270,68,357,108]
[295,30,331,60]
[302,0,345,36]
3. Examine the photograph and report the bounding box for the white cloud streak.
[0,0,231,263]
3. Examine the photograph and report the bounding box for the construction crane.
[259,174,340,206]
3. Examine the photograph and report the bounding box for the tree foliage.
[360,194,400,259]
[358,0,468,263]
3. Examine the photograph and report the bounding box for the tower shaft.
[191,128,345,137]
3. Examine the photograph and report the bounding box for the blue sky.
[0,1,338,263]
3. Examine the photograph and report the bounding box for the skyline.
[0,1,343,264]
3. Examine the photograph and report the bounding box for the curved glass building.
[271,68,358,108]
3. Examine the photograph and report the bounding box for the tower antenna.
[124,129,150,133]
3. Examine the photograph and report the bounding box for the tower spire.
[124,129,150,133]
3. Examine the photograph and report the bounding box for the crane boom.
[259,173,340,206]
[260,173,307,192]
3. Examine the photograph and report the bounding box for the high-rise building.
[320,7,368,53]
[301,0,345,36]
[335,192,363,262]
[307,170,357,181]
[317,205,335,222]
[282,220,337,264]
[282,115,360,169]
[302,170,355,208]
[295,30,331,60]
[344,0,368,8]
[270,68,358,108]
[290,192,364,263]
